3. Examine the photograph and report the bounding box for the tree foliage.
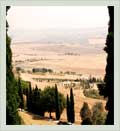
[66,94,71,122]
[25,85,66,119]
[83,89,103,99]
[32,85,42,115]
[98,6,114,124]
[80,102,106,125]
[91,102,107,125]
[42,86,66,118]
[81,117,92,125]
[55,84,60,120]
[26,82,32,111]
[6,6,21,125]
[80,102,91,121]
[18,77,24,109]
[70,88,75,123]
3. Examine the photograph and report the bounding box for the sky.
[7,6,109,43]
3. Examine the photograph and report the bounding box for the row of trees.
[32,68,53,73]
[18,77,76,123]
[17,78,66,120]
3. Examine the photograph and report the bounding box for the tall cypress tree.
[32,85,40,114]
[66,94,70,122]
[6,6,21,125]
[105,6,114,125]
[98,6,114,124]
[36,87,42,115]
[31,88,35,112]
[18,77,24,109]
[70,88,75,123]
[55,84,60,120]
[27,82,32,111]
[25,87,29,110]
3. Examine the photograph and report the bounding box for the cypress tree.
[37,88,44,116]
[27,82,32,111]
[80,102,92,124]
[36,88,42,115]
[66,94,70,122]
[25,87,29,110]
[104,6,114,125]
[31,88,35,112]
[6,6,21,125]
[18,77,24,109]
[98,6,114,124]
[32,85,39,114]
[70,88,75,123]
[26,85,29,110]
[55,84,60,120]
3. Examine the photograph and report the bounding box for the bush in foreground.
[91,102,107,125]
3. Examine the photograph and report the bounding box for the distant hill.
[9,27,107,45]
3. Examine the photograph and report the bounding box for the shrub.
[91,102,107,125]
[83,89,103,99]
[80,102,92,121]
[81,117,92,125]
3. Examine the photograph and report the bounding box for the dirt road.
[19,111,56,125]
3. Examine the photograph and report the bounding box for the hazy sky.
[7,6,109,30]
[7,6,109,43]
